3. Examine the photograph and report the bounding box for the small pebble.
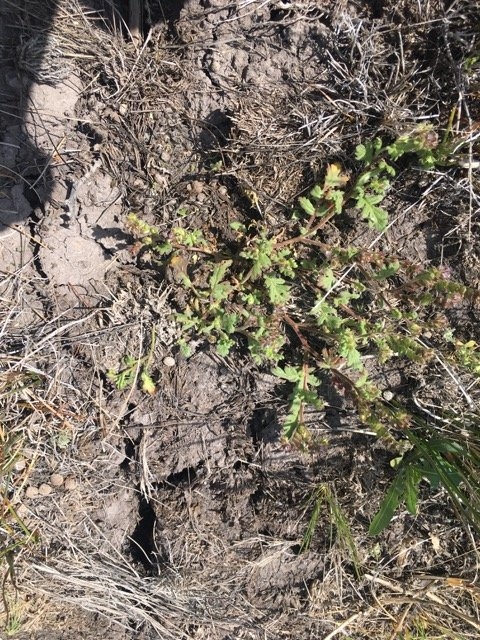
[382,390,394,401]
[38,484,53,496]
[25,486,39,499]
[64,477,77,491]
[118,103,128,116]
[196,192,206,203]
[14,459,26,472]
[16,504,28,518]
[50,473,64,487]
[163,356,176,368]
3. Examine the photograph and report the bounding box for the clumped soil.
[0,1,479,639]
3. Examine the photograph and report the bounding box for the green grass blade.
[369,471,406,536]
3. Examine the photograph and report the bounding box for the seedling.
[107,329,156,395]
[272,364,323,447]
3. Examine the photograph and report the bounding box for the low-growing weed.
[107,329,156,395]
[272,364,323,449]
[127,123,479,534]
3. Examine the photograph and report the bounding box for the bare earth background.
[0,1,479,639]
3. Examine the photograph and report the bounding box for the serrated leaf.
[141,370,156,395]
[364,193,384,205]
[355,143,367,160]
[178,338,192,358]
[325,163,349,188]
[230,221,246,232]
[221,312,238,333]
[209,260,232,289]
[328,189,344,213]
[378,159,396,176]
[211,281,232,302]
[355,171,373,188]
[390,456,404,469]
[358,198,389,230]
[299,196,315,215]
[117,372,134,390]
[241,239,273,278]
[334,288,361,306]
[373,137,383,152]
[217,335,235,356]
[272,366,302,383]
[108,361,136,390]
[310,184,324,199]
[374,261,400,280]
[264,275,291,304]
[338,328,362,370]
[319,267,336,290]
[314,203,332,218]
[156,242,173,256]
[311,300,343,331]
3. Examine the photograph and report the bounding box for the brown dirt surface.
[1,1,479,639]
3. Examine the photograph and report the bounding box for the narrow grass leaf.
[369,472,406,535]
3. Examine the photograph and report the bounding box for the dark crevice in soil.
[120,436,137,473]
[249,485,264,508]
[149,0,186,24]
[129,493,157,574]
[26,199,49,281]
[165,465,198,487]
[248,408,279,445]
[76,121,103,148]
[146,0,187,40]
[270,7,293,22]
[367,0,385,19]
[198,108,233,151]
[23,178,45,210]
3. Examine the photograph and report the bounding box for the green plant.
[272,364,323,449]
[0,428,40,569]
[3,598,23,637]
[370,412,480,535]
[107,329,157,395]
[401,618,468,640]
[127,124,480,534]
[301,483,361,578]
[0,373,42,634]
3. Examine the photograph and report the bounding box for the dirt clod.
[38,484,53,496]
[63,477,77,491]
[25,486,39,499]
[50,473,64,487]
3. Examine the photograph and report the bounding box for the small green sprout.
[107,330,157,395]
